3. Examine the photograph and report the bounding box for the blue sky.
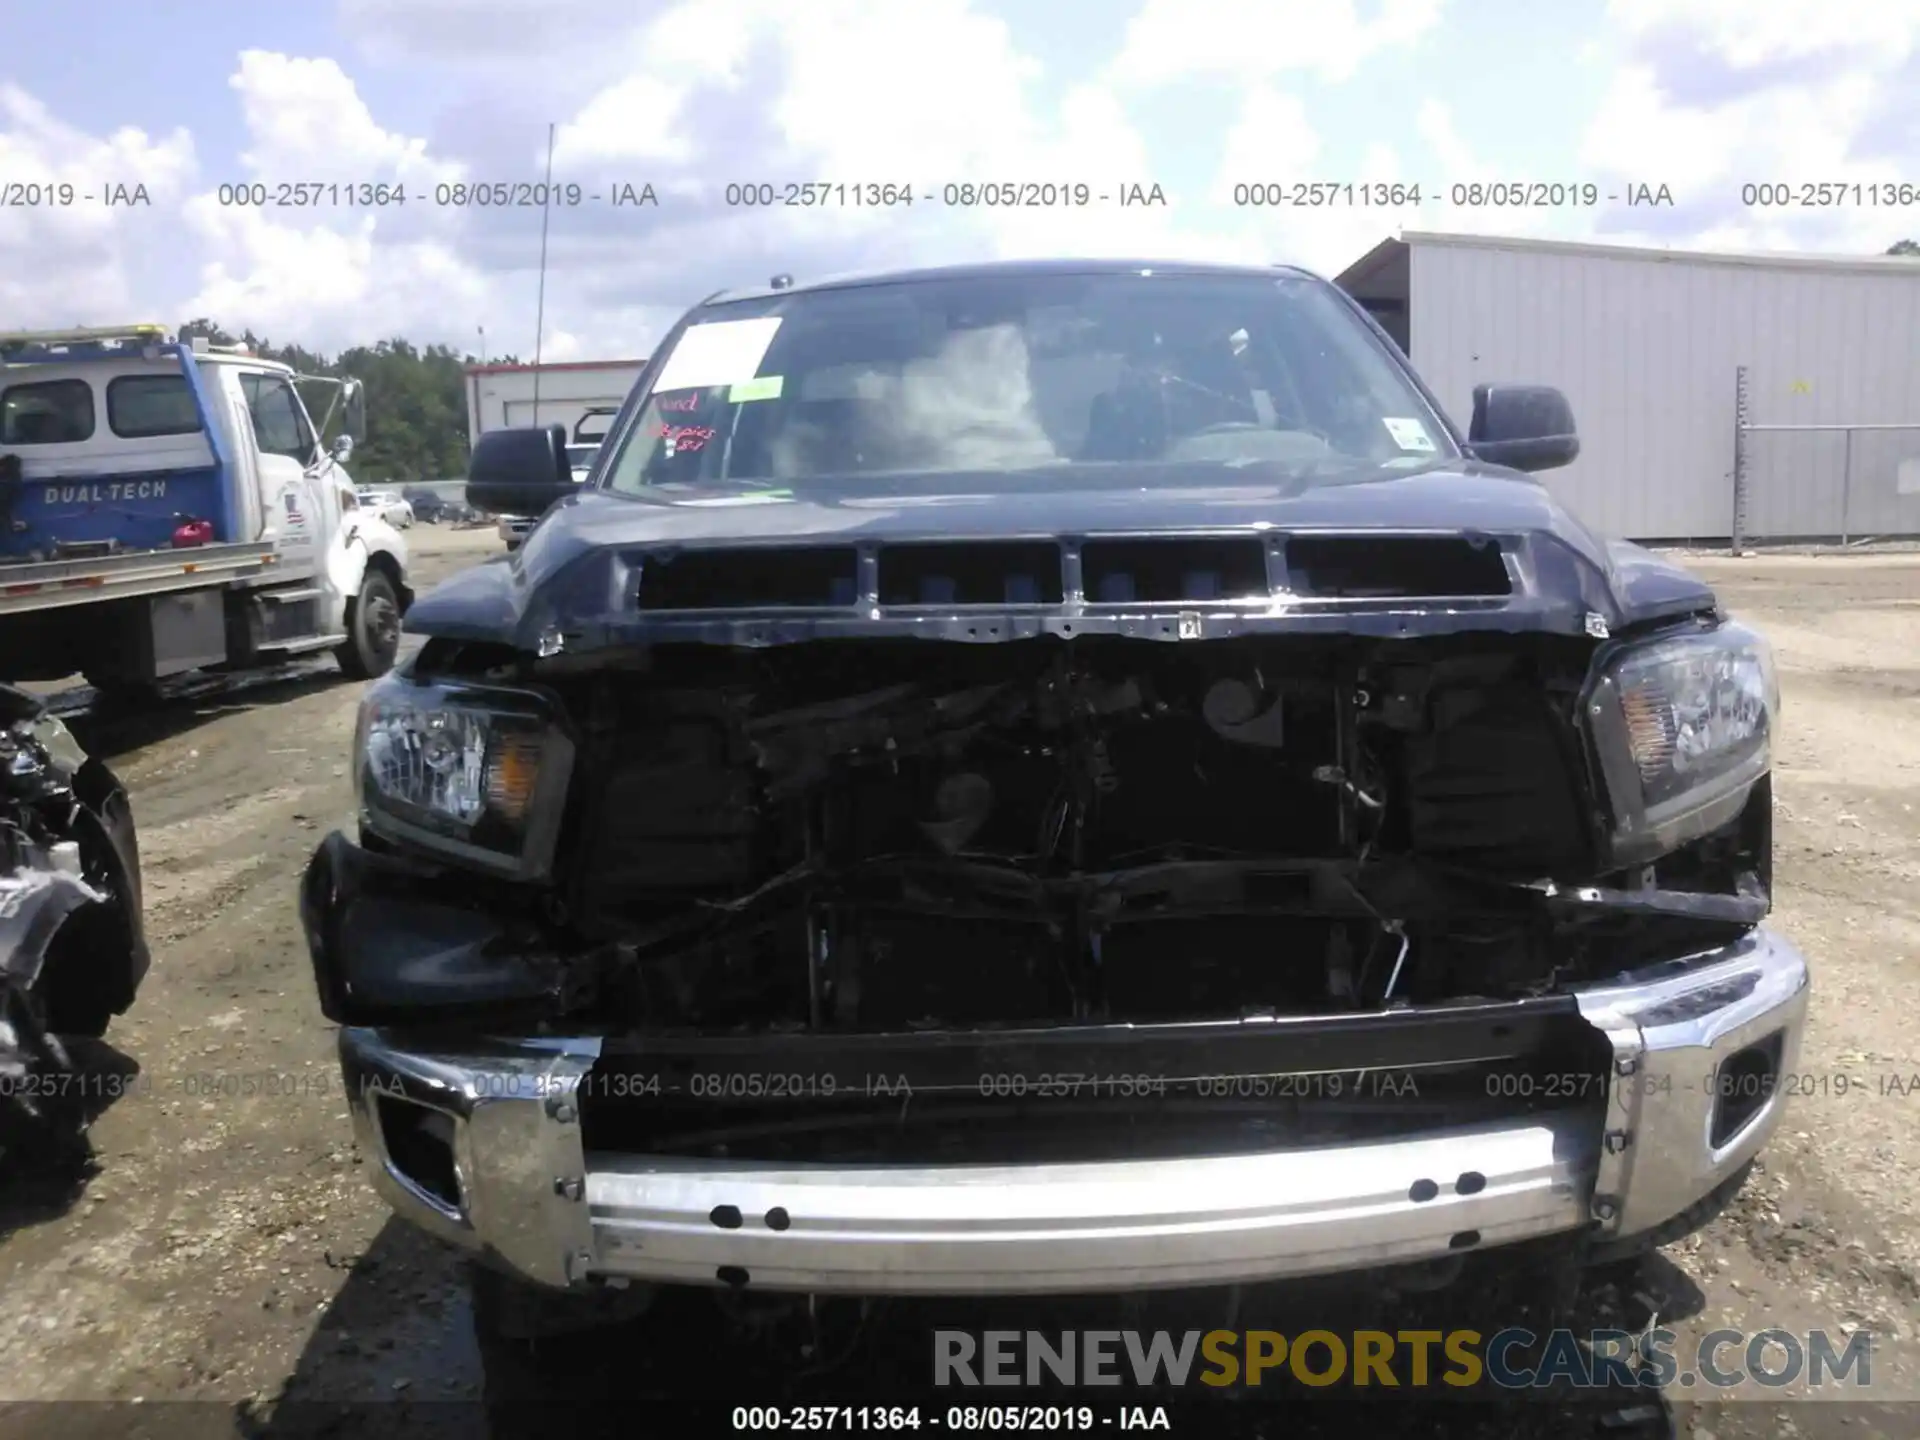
[2,0,1914,358]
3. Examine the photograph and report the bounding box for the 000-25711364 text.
[0,1069,334,1101]
[1229,181,1616,208]
[210,181,662,208]
[729,1404,1174,1431]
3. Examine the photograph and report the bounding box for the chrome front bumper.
[338,927,1808,1296]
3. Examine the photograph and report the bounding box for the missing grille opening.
[1081,537,1269,604]
[877,541,1064,606]
[1286,536,1512,599]
[637,547,859,610]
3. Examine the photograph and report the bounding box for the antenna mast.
[530,121,556,426]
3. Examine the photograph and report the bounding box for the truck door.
[237,371,324,569]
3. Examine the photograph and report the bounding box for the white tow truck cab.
[0,325,412,692]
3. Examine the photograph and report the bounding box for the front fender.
[47,759,151,1014]
[328,519,413,623]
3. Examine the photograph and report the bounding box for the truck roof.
[704,257,1319,305]
[0,325,291,372]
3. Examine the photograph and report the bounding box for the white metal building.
[1335,231,1920,543]
[464,358,648,449]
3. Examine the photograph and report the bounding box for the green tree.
[1889,239,1919,256]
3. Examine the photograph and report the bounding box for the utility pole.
[530,122,556,426]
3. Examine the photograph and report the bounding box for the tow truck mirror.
[1467,384,1579,472]
[331,433,355,463]
[343,379,367,441]
[466,424,575,518]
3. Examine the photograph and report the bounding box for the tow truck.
[0,325,412,694]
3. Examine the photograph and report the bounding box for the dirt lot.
[1,530,1917,1437]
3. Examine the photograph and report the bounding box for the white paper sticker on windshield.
[652,317,783,393]
[1382,416,1437,452]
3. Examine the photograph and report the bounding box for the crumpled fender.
[0,854,104,991]
[1,683,149,1020]
[0,850,102,1154]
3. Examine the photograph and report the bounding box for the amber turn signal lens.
[483,733,544,821]
[1620,682,1675,784]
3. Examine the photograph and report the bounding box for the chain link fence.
[1731,366,1920,548]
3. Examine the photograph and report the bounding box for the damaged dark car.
[299,260,1807,1371]
[1,684,148,1167]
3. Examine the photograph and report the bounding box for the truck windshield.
[602,271,1454,494]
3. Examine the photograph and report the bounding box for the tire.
[336,569,402,680]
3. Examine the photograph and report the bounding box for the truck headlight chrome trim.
[354,673,574,880]
[1586,619,1777,869]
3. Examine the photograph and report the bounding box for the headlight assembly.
[353,674,574,879]
[1586,619,1778,868]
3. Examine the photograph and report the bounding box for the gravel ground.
[1,530,1916,1438]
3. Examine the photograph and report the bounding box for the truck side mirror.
[466,424,575,518]
[343,379,367,442]
[331,433,355,463]
[1467,384,1579,472]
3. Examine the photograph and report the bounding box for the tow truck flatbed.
[0,542,282,616]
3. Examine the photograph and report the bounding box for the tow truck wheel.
[337,570,402,680]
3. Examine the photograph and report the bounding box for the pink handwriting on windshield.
[657,393,703,412]
[659,423,716,452]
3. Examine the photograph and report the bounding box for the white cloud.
[1603,0,1917,69]
[0,0,1427,355]
[1109,0,1443,86]
[554,75,700,167]
[1577,67,1745,191]
[1216,109,1412,278]
[1577,0,1919,254]
[7,0,1913,364]
[0,86,196,326]
[541,0,1179,278]
[770,0,1041,176]
[227,51,453,186]
[177,50,486,350]
[1214,88,1323,203]
[183,208,491,347]
[336,0,639,64]
[1416,100,1478,180]
[538,329,584,361]
[1409,100,1565,240]
[549,0,759,171]
[975,83,1201,262]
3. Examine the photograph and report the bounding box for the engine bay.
[445,632,1777,1036]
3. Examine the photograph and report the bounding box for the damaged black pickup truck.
[299,259,1807,1361]
[2,683,148,1165]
